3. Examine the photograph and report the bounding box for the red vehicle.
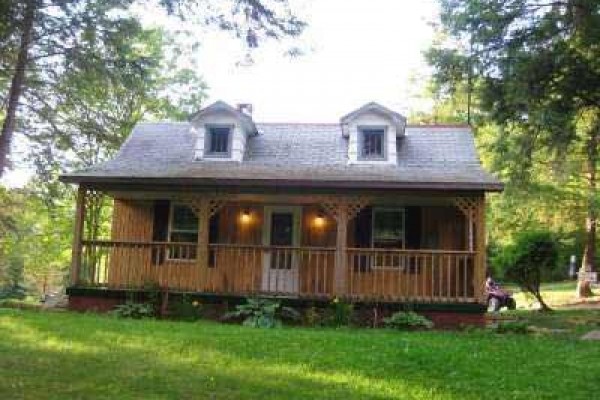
[485,277,516,312]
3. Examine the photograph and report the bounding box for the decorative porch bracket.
[321,196,370,296]
[453,196,486,302]
[453,197,478,252]
[175,195,226,270]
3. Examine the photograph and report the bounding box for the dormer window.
[205,125,232,157]
[359,127,386,160]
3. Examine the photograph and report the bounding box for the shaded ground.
[509,281,600,310]
[1,309,600,400]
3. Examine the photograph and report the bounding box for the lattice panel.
[173,195,226,217]
[453,197,478,221]
[321,196,371,222]
[83,189,106,210]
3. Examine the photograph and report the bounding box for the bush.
[0,283,27,300]
[303,306,325,327]
[224,298,301,328]
[112,302,155,319]
[328,298,354,327]
[500,230,559,311]
[383,311,434,330]
[169,295,203,321]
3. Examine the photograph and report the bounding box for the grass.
[506,280,600,310]
[1,309,600,399]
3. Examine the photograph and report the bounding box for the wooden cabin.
[61,101,502,322]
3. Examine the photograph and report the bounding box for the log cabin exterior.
[61,101,502,321]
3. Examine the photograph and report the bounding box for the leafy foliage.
[383,311,434,330]
[168,295,203,321]
[427,0,600,278]
[497,230,559,311]
[224,298,300,328]
[112,301,155,319]
[328,298,354,327]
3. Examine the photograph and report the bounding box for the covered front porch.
[70,187,487,304]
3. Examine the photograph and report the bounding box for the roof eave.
[59,174,504,192]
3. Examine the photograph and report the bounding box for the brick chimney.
[237,103,253,117]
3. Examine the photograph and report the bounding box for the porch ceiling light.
[240,208,252,224]
[314,211,326,228]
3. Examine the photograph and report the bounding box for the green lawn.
[510,281,600,309]
[1,309,599,399]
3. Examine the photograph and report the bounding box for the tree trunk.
[0,0,37,177]
[577,120,599,298]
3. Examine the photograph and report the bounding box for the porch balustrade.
[78,240,475,303]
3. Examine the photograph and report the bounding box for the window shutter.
[405,206,422,249]
[354,206,372,247]
[152,200,170,241]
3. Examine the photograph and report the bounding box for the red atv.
[485,277,516,312]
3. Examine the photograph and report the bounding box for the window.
[372,207,405,248]
[360,127,386,159]
[371,207,405,269]
[205,125,232,156]
[168,204,198,260]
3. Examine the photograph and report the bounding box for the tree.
[500,230,559,311]
[427,0,600,297]
[0,0,306,176]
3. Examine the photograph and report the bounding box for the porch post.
[334,203,349,296]
[321,196,369,297]
[196,198,210,270]
[70,185,86,286]
[474,195,487,303]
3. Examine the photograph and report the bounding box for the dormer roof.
[190,100,258,136]
[340,102,407,137]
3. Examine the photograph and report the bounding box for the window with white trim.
[359,127,386,160]
[205,125,232,157]
[372,207,405,248]
[168,203,198,260]
[370,207,405,269]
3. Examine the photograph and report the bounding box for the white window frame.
[358,126,387,161]
[167,203,198,261]
[371,207,405,269]
[204,124,233,158]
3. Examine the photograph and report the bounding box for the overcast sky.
[197,0,439,122]
[2,0,439,187]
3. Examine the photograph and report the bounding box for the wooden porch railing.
[346,248,476,302]
[78,240,475,302]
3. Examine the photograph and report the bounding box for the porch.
[70,188,487,304]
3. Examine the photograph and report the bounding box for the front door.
[262,206,301,293]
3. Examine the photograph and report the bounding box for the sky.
[2,0,439,187]
[196,0,439,122]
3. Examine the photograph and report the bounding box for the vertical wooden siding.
[108,199,154,287]
[106,200,471,299]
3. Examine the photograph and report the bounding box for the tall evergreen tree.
[427,0,600,296]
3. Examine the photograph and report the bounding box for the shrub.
[112,302,155,319]
[169,295,203,321]
[224,298,301,328]
[328,298,354,327]
[383,311,434,330]
[303,306,325,327]
[501,230,559,311]
[0,283,27,300]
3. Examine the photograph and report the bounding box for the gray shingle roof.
[61,122,502,191]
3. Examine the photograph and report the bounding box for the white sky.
[2,0,439,187]
[198,0,439,122]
